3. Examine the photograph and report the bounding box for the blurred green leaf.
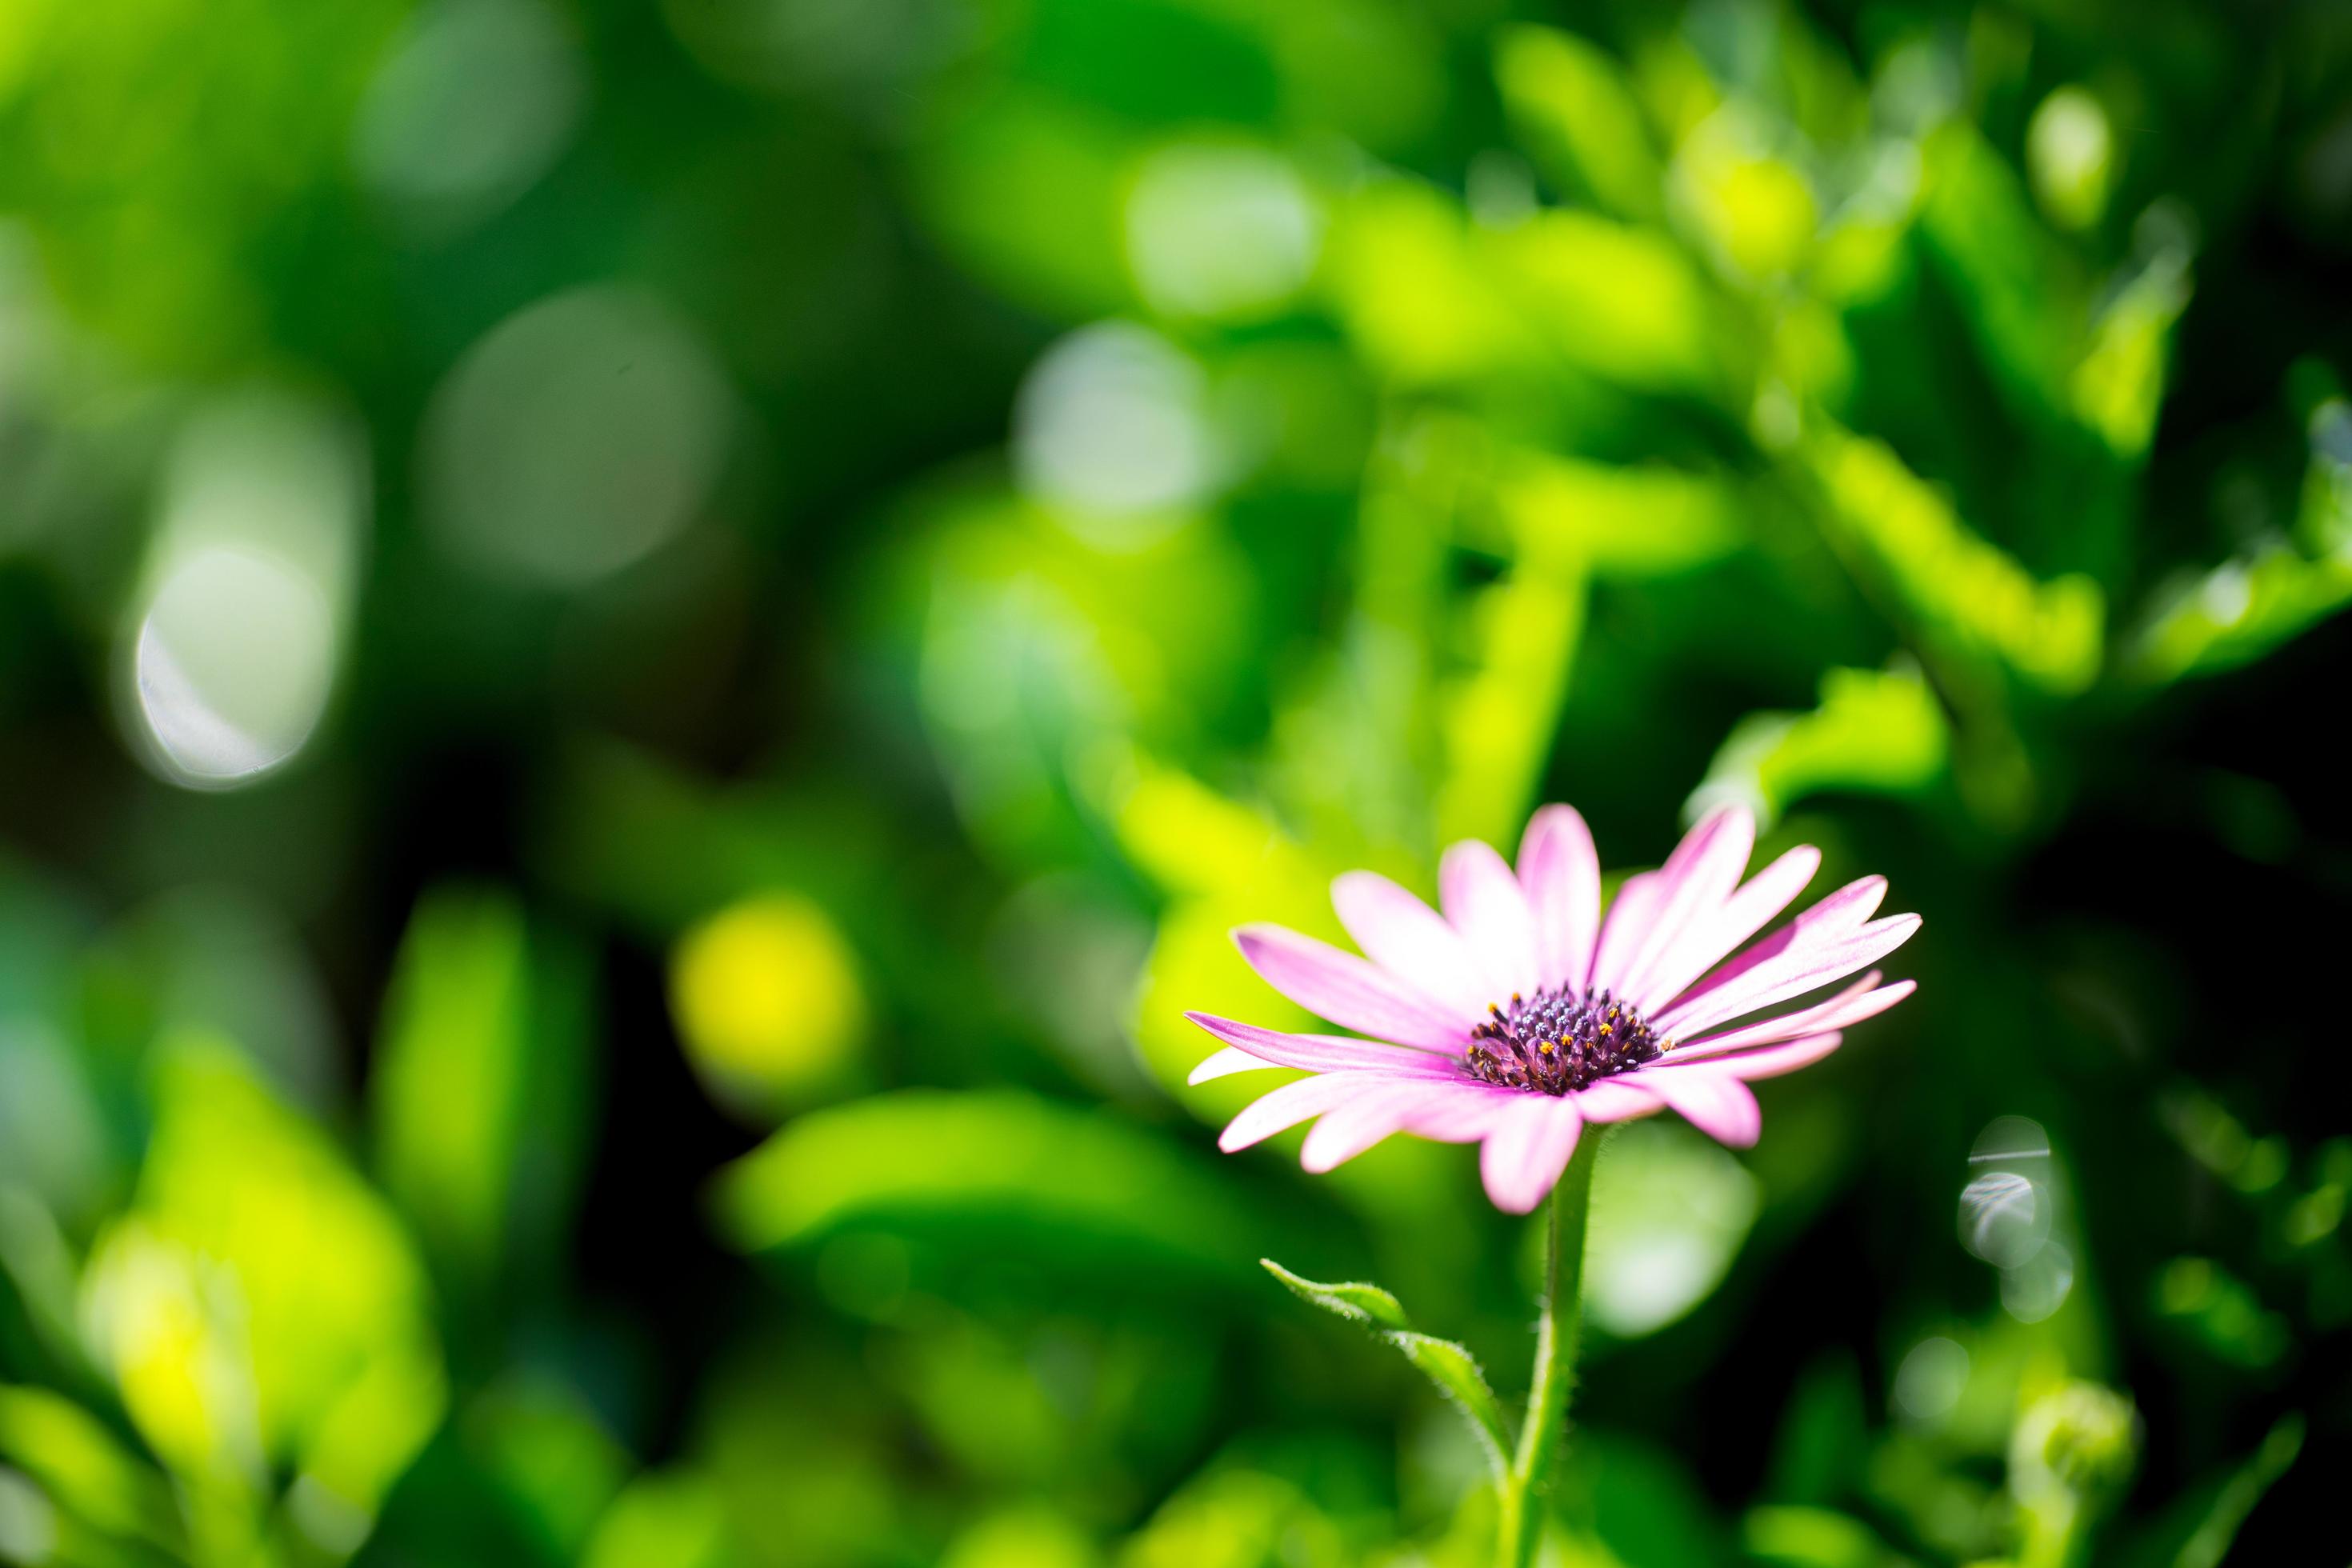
[2121,1411,2300,1568]
[80,1042,445,1541]
[1495,27,1663,222]
[715,1089,1303,1294]
[1495,210,1728,396]
[1807,426,2103,695]
[1742,1504,1912,1568]
[372,887,595,1311]
[1689,665,1949,827]
[1118,1466,1351,1568]
[2072,242,2191,461]
[466,1378,630,1565]
[1327,180,1532,385]
[2129,550,2352,686]
[0,1382,182,1555]
[583,1469,738,1568]
[1485,450,1741,578]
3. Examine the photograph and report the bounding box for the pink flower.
[1189,805,1920,1213]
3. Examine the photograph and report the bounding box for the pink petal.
[1219,1072,1394,1152]
[1565,1078,1666,1124]
[1634,845,1821,1015]
[1518,805,1601,993]
[1653,876,1890,1030]
[1674,1030,1845,1082]
[1659,911,1922,1039]
[1478,1096,1584,1214]
[1640,1070,1762,1148]
[1233,925,1470,1051]
[1613,806,1755,1004]
[1331,871,1491,1017]
[1587,870,1663,997]
[1668,976,1912,1060]
[1184,1013,1457,1084]
[1301,1079,1454,1172]
[1401,1082,1520,1143]
[1441,840,1542,1001]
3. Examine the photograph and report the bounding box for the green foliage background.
[3,0,2348,1563]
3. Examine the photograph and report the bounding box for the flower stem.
[1497,1131,1603,1568]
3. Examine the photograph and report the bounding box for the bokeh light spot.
[1958,1115,2054,1269]
[421,287,734,588]
[1125,142,1319,322]
[133,546,336,787]
[1892,1336,1970,1423]
[2028,87,2114,233]
[1013,322,1221,535]
[2001,1241,2074,1323]
[1586,1118,1760,1337]
[353,0,586,237]
[671,893,867,1118]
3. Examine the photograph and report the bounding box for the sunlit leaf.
[80,1041,442,1537]
[1326,180,1532,385]
[1494,26,1663,222]
[2125,1412,2301,1568]
[1484,449,1742,577]
[583,1470,736,1568]
[1687,664,1948,826]
[2128,550,2352,687]
[2073,242,2192,459]
[1808,426,2103,694]
[715,1089,1300,1294]
[372,887,595,1302]
[1493,210,1727,396]
[1742,1504,1906,1568]
[1916,121,2078,425]
[0,1383,182,1554]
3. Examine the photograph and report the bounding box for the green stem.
[1496,1131,1603,1568]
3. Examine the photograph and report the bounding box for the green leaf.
[372,887,597,1302]
[1494,26,1663,222]
[1688,665,1950,829]
[1387,1332,1514,1476]
[715,1089,1298,1297]
[1258,1258,1409,1329]
[1259,1259,1513,1478]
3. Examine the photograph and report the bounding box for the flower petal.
[1669,976,1912,1060]
[1441,840,1542,1000]
[1233,925,1469,1050]
[1587,870,1662,997]
[1671,1030,1845,1082]
[1401,1081,1520,1142]
[1478,1096,1584,1214]
[1634,844,1821,1015]
[1640,1070,1762,1148]
[1659,911,1922,1039]
[1518,805,1601,993]
[1614,806,1755,1004]
[1566,1077,1666,1124]
[1184,1013,1455,1084]
[1653,875,1890,1030]
[1219,1072,1394,1152]
[1331,871,1490,1018]
[1301,1079,1466,1172]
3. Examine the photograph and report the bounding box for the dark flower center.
[1464,986,1670,1095]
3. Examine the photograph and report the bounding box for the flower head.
[1189,804,1919,1212]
